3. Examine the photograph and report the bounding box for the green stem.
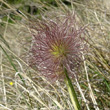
[64,68,80,110]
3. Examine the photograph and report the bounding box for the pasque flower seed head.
[28,13,85,81]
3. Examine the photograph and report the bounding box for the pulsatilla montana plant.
[28,14,84,81]
[28,13,85,110]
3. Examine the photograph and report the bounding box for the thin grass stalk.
[0,45,25,85]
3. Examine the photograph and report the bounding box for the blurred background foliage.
[1,0,71,23]
[4,0,71,15]
[0,0,85,25]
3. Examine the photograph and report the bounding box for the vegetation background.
[0,0,110,110]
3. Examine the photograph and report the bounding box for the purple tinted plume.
[28,13,85,81]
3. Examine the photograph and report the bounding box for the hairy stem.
[64,68,80,110]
